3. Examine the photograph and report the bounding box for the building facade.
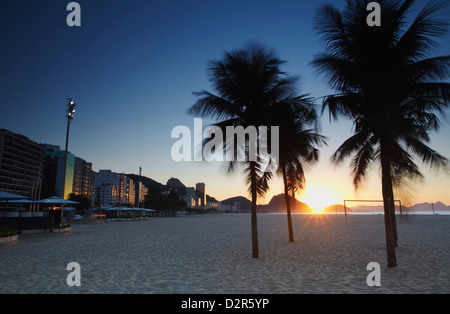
[73,157,96,203]
[195,183,206,209]
[135,181,148,207]
[96,183,119,208]
[42,149,75,199]
[95,170,135,207]
[123,175,135,206]
[182,195,200,209]
[0,129,45,200]
[40,145,95,202]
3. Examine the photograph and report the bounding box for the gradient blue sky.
[1,0,449,206]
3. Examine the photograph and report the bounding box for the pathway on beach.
[1,214,449,294]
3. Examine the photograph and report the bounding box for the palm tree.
[188,43,298,258]
[312,0,450,268]
[274,98,327,242]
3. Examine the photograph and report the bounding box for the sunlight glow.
[298,185,341,214]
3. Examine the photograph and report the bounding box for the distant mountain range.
[221,194,313,213]
[126,173,449,212]
[408,201,450,212]
[347,201,450,212]
[258,194,313,213]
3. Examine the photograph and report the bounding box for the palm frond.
[311,54,361,93]
[402,134,449,171]
[351,137,377,188]
[332,130,373,165]
[321,93,363,121]
[188,91,238,120]
[405,56,450,82]
[396,0,449,61]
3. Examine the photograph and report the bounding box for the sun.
[298,185,341,214]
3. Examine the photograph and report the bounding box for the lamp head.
[67,98,76,120]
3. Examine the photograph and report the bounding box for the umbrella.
[0,191,29,208]
[0,199,37,205]
[36,196,79,205]
[0,191,28,200]
[0,199,39,212]
[37,196,79,227]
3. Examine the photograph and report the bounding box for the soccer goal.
[343,199,403,216]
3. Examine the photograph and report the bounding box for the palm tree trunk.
[282,167,294,242]
[388,185,398,246]
[250,161,259,258]
[380,144,397,268]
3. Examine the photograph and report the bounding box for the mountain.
[322,204,347,213]
[349,205,385,212]
[206,194,219,203]
[166,177,187,195]
[166,177,186,188]
[221,196,252,211]
[221,194,314,213]
[126,174,164,191]
[259,194,313,213]
[166,177,218,202]
[127,174,218,203]
[343,202,450,212]
[408,202,450,212]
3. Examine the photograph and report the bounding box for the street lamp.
[61,98,76,199]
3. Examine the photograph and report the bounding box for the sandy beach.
[0,214,449,294]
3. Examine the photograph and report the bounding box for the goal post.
[343,199,403,216]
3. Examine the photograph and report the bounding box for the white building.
[95,170,135,207]
[96,184,118,208]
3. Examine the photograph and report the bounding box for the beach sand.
[0,214,449,294]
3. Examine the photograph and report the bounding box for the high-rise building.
[96,184,119,208]
[196,183,206,209]
[0,129,45,200]
[95,170,119,207]
[95,170,135,207]
[42,149,75,199]
[40,145,95,201]
[73,157,96,203]
[124,175,135,206]
[135,181,148,207]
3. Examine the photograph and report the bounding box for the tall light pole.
[61,98,76,199]
[138,166,142,208]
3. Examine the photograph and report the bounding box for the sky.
[1,0,449,207]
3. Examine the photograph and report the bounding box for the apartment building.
[0,129,45,200]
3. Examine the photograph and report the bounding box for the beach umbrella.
[0,191,29,208]
[0,199,37,205]
[37,196,79,205]
[0,191,28,200]
[0,199,41,213]
[37,196,79,227]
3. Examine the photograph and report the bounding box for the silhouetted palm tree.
[274,98,327,242]
[312,0,450,267]
[188,43,298,258]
